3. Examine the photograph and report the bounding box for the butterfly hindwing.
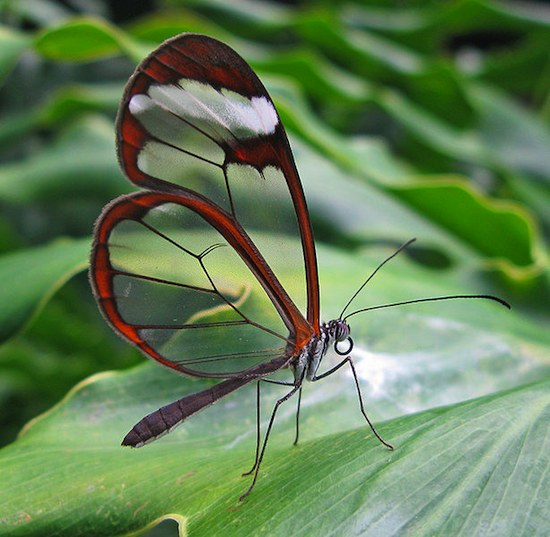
[92,188,311,377]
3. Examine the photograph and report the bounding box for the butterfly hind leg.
[240,377,302,501]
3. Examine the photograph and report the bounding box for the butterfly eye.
[327,319,350,341]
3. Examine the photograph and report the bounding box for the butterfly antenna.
[344,294,510,321]
[339,238,416,319]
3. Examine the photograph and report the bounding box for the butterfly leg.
[293,387,302,446]
[239,380,302,501]
[312,357,394,450]
[263,378,302,446]
[242,378,296,477]
[242,381,261,477]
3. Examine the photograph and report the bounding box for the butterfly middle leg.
[241,378,297,478]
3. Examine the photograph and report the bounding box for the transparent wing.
[91,190,311,378]
[117,33,319,328]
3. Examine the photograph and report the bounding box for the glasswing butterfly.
[90,33,509,499]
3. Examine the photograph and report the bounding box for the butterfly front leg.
[310,355,394,450]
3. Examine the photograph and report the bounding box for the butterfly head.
[325,319,353,356]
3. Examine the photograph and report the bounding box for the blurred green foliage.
[0,1,549,536]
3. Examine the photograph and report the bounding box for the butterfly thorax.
[293,319,351,385]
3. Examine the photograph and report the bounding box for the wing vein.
[178,349,284,366]
[134,320,248,330]
[112,270,217,294]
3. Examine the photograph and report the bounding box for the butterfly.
[90,33,509,500]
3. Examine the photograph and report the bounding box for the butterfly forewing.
[117,34,319,329]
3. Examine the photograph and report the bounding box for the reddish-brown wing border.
[90,188,315,376]
[116,33,320,330]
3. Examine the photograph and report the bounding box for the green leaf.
[1,238,547,535]
[34,18,148,63]
[0,237,90,342]
[0,26,31,81]
[179,0,292,34]
[375,89,484,163]
[253,48,371,104]
[0,287,141,447]
[403,63,475,128]
[470,84,550,183]
[126,9,250,44]
[2,236,549,535]
[296,12,425,77]
[391,179,536,269]
[289,139,540,284]
[4,0,74,27]
[37,84,121,124]
[0,84,120,149]
[0,116,126,204]
[269,87,540,282]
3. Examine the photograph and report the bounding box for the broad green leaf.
[126,10,232,45]
[470,84,550,183]
[291,139,461,247]
[34,18,148,63]
[479,27,550,98]
[0,288,141,447]
[372,85,550,250]
[402,63,475,128]
[254,48,370,104]
[0,110,43,150]
[375,89,484,163]
[291,139,539,282]
[0,237,90,342]
[507,172,550,233]
[181,0,292,34]
[1,239,547,535]
[37,84,121,124]
[0,26,31,82]
[0,116,126,204]
[270,81,409,184]
[269,86,539,281]
[4,375,548,537]
[436,0,550,32]
[4,0,74,27]
[352,0,550,49]
[296,12,425,77]
[391,180,535,269]
[0,84,120,149]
